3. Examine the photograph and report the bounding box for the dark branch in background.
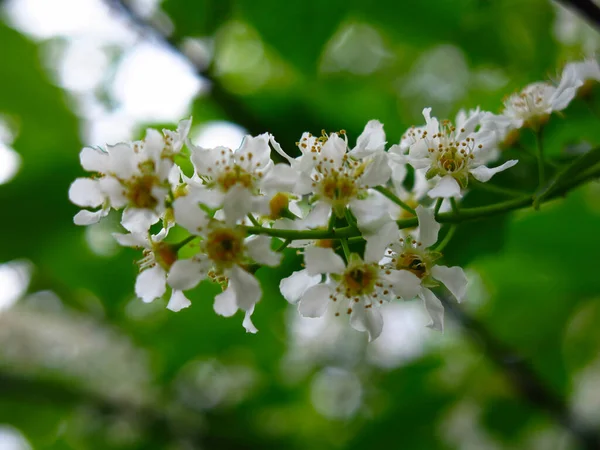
[104,0,324,153]
[79,1,600,448]
[442,298,600,450]
[556,0,600,28]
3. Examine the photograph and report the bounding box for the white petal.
[431,265,468,303]
[243,307,258,334]
[415,205,440,248]
[350,196,391,231]
[237,133,271,169]
[214,285,238,317]
[350,119,386,158]
[106,142,136,179]
[420,288,444,331]
[173,196,209,234]
[167,290,191,312]
[167,259,206,291]
[121,207,159,233]
[69,178,104,207]
[112,232,149,248]
[246,236,282,266]
[298,284,330,318]
[229,265,262,312]
[359,152,391,187]
[301,202,331,229]
[222,185,253,226]
[135,266,166,303]
[428,175,462,199]
[98,177,127,208]
[80,147,108,173]
[268,134,295,165]
[470,160,518,182]
[279,269,321,304]
[391,164,408,194]
[363,221,399,263]
[350,306,384,341]
[387,269,422,299]
[304,246,346,275]
[320,133,346,168]
[260,163,298,192]
[73,209,107,226]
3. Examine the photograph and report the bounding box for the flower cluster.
[69,57,599,340]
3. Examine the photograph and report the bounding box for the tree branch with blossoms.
[73,3,600,448]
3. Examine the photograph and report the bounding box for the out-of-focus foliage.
[1,0,600,449]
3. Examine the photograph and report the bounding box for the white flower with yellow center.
[168,195,282,332]
[383,206,468,331]
[112,229,192,312]
[69,119,191,232]
[187,133,297,226]
[408,108,518,199]
[271,121,391,232]
[279,245,421,341]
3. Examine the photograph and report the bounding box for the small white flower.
[407,108,518,199]
[272,121,391,222]
[556,58,600,100]
[112,229,191,311]
[280,245,421,341]
[383,205,468,331]
[69,119,192,232]
[169,195,282,332]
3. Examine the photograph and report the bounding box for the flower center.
[205,228,245,267]
[341,263,378,297]
[396,252,428,279]
[216,165,254,192]
[318,171,358,207]
[125,174,160,209]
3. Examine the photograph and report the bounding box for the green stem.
[434,198,443,216]
[340,238,352,262]
[374,186,416,215]
[276,239,292,252]
[241,164,600,241]
[247,214,261,227]
[173,235,197,251]
[327,212,336,232]
[536,128,546,188]
[450,197,460,215]
[435,225,457,252]
[344,208,357,227]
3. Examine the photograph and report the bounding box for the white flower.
[407,108,518,199]
[557,58,600,99]
[187,133,295,225]
[271,121,391,221]
[112,229,191,312]
[169,195,282,332]
[69,119,191,232]
[383,205,468,331]
[279,245,421,341]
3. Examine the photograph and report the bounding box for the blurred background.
[2,0,600,448]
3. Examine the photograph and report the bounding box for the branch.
[442,298,600,450]
[555,0,600,29]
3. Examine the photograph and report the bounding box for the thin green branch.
[247,213,261,227]
[435,225,457,252]
[450,197,460,215]
[470,179,528,198]
[276,239,292,252]
[173,235,197,251]
[434,198,444,216]
[340,238,352,261]
[374,186,416,215]
[536,128,546,188]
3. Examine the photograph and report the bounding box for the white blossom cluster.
[69,58,599,340]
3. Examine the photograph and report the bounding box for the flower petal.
[121,207,159,234]
[135,266,166,303]
[387,269,422,299]
[214,285,238,317]
[363,221,399,263]
[167,290,191,312]
[350,119,386,158]
[112,232,149,248]
[298,284,330,318]
[415,205,440,248]
[73,209,107,226]
[350,306,384,341]
[69,178,104,207]
[246,236,281,266]
[243,307,258,334]
[167,259,206,291]
[279,269,321,304]
[229,265,262,312]
[222,185,253,226]
[359,152,391,187]
[470,160,518,182]
[428,175,462,199]
[304,246,346,275]
[420,287,444,331]
[431,264,468,303]
[301,202,331,229]
[173,196,209,234]
[80,147,108,173]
